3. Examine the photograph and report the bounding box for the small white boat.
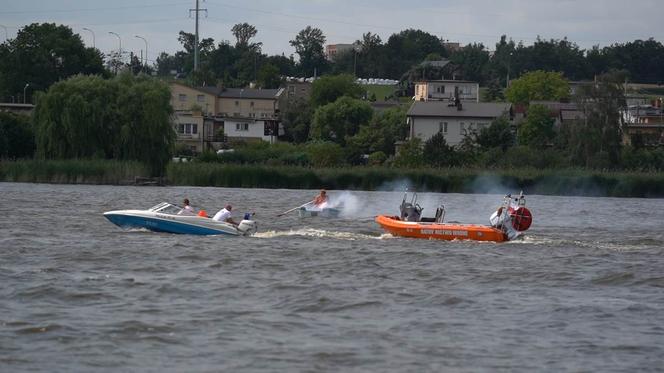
[298,206,341,218]
[104,202,257,236]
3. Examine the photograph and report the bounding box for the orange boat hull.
[375,215,508,242]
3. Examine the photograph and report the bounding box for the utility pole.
[135,35,148,70]
[23,83,30,104]
[83,27,95,48]
[189,0,207,72]
[506,52,513,89]
[109,32,122,74]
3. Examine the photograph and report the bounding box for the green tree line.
[2,22,664,103]
[31,74,174,175]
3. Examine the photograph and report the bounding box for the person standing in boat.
[178,198,195,215]
[213,204,238,226]
[312,189,329,208]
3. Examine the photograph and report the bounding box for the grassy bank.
[0,159,148,184]
[167,163,664,198]
[3,160,664,198]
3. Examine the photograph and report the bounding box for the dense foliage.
[0,112,35,159]
[310,96,373,145]
[0,23,106,103]
[505,71,570,105]
[33,74,175,175]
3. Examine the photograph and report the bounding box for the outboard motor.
[490,192,533,240]
[237,213,257,236]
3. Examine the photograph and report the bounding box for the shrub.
[367,151,387,165]
[306,141,346,167]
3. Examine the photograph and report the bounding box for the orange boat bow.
[375,215,508,242]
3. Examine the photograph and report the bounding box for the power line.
[0,2,190,15]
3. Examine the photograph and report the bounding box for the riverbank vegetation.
[0,159,147,185]
[3,159,664,198]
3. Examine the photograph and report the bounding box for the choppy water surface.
[1,182,664,372]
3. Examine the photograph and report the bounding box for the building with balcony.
[413,80,480,102]
[169,83,284,152]
[216,88,284,143]
[622,103,664,146]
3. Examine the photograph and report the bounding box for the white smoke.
[328,191,366,218]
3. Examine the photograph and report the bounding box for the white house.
[217,88,284,143]
[407,101,512,146]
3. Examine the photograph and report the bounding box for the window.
[439,122,448,133]
[235,101,239,106]
[248,113,256,118]
[197,94,205,102]
[178,94,187,102]
[177,123,198,135]
[250,101,254,107]
[236,123,249,131]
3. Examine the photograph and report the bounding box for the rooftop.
[172,82,283,100]
[416,79,477,84]
[218,88,283,100]
[408,101,511,118]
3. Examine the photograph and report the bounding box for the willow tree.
[33,73,175,175]
[569,71,626,168]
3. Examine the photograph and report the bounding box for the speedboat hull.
[298,207,340,218]
[375,215,510,242]
[104,208,254,236]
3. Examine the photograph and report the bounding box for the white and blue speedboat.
[104,202,257,236]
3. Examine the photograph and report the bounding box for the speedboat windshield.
[148,202,181,215]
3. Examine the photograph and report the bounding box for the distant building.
[169,82,284,153]
[622,102,664,146]
[0,103,34,116]
[442,42,461,52]
[529,100,582,128]
[325,43,355,60]
[283,80,313,105]
[414,80,480,103]
[407,101,512,146]
[217,87,284,143]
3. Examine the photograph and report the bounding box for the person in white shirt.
[178,198,196,215]
[212,204,237,225]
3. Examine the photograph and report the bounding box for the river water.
[1,182,663,372]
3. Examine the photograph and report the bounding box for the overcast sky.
[2,0,663,63]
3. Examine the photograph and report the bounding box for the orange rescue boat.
[376,215,510,242]
[375,192,532,243]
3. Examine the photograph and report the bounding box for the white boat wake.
[254,228,392,241]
